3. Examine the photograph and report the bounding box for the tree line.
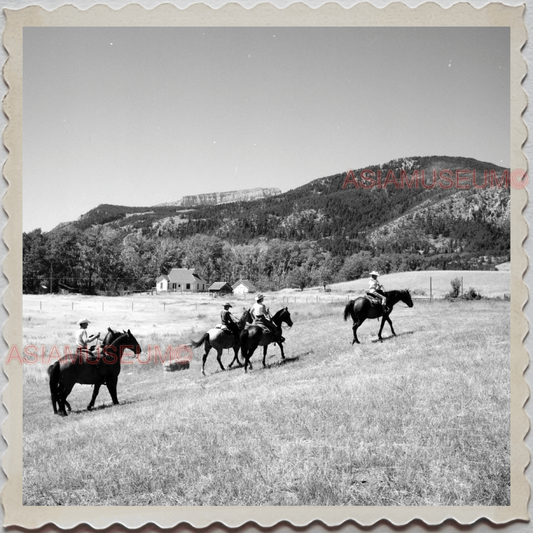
[23,225,507,295]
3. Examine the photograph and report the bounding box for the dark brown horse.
[48,329,142,416]
[344,289,413,344]
[240,307,293,372]
[48,327,122,414]
[191,310,250,375]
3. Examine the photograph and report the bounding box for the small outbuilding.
[232,279,257,296]
[208,282,233,296]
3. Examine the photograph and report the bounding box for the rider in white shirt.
[76,318,100,359]
[367,271,388,310]
[250,294,283,344]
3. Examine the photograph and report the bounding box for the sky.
[23,26,510,232]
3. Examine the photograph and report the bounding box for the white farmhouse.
[156,268,207,293]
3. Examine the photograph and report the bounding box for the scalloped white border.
[1,2,529,529]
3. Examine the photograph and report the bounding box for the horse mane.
[272,307,286,320]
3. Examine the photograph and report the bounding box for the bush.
[446,277,462,299]
[464,287,482,300]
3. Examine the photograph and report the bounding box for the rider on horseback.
[367,271,389,312]
[250,294,284,344]
[76,318,100,361]
[220,303,240,344]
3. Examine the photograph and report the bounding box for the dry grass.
[22,284,510,506]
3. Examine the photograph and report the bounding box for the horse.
[48,328,122,414]
[240,307,293,372]
[191,310,250,376]
[343,289,413,344]
[48,329,142,416]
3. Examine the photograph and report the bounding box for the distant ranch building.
[232,279,257,296]
[208,282,233,296]
[156,268,206,293]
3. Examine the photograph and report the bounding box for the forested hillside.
[23,156,510,294]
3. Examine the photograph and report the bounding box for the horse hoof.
[87,406,93,411]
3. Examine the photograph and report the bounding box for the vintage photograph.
[2,2,529,529]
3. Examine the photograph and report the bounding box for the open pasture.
[22,288,510,506]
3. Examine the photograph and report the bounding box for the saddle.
[249,322,270,334]
[366,293,390,313]
[366,293,382,306]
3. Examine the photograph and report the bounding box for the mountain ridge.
[24,155,511,294]
[155,187,281,207]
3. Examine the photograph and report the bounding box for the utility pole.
[50,263,53,294]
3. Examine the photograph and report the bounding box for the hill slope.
[24,155,510,294]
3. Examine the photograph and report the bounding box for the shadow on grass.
[371,330,415,343]
[263,355,300,370]
[65,398,139,415]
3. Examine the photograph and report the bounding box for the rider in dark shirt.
[221,303,240,344]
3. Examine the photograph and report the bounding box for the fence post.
[461,276,464,299]
[430,277,433,302]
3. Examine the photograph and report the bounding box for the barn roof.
[208,282,233,291]
[166,268,206,284]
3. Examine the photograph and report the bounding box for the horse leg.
[202,345,211,376]
[378,316,387,341]
[106,376,119,405]
[352,320,364,344]
[262,345,268,368]
[279,341,285,360]
[244,344,257,373]
[228,345,242,368]
[87,382,103,411]
[59,383,74,417]
[386,316,396,337]
[216,348,225,372]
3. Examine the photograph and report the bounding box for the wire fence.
[23,273,510,315]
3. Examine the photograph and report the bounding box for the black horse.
[48,329,141,416]
[343,289,413,344]
[48,327,123,414]
[240,307,293,372]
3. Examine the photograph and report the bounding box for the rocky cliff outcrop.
[159,187,281,207]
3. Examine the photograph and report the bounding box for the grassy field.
[22,272,510,506]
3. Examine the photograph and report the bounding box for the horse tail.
[239,329,249,359]
[191,332,209,349]
[48,361,60,403]
[343,300,354,322]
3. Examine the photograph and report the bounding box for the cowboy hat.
[78,318,91,325]
[370,271,379,277]
[255,294,264,301]
[223,303,233,308]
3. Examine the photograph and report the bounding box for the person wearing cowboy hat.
[367,271,388,311]
[220,303,240,344]
[250,294,284,344]
[76,318,100,360]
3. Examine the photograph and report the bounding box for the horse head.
[274,307,293,329]
[401,289,414,308]
[116,329,142,357]
[240,308,253,326]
